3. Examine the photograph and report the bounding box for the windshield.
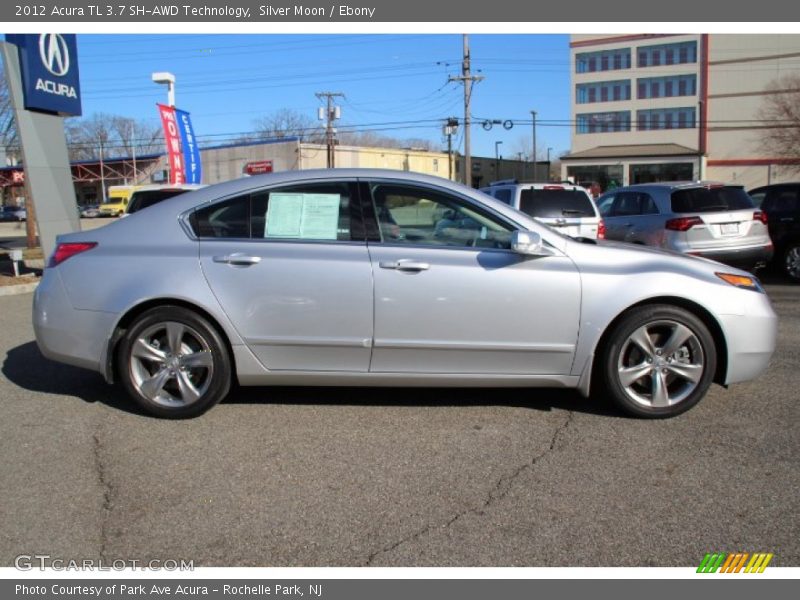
[103,196,126,205]
[671,186,754,213]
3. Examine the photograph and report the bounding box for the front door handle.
[379,259,430,272]
[213,253,262,266]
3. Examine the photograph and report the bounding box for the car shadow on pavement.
[3,341,621,419]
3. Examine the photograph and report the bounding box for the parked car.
[123,184,205,217]
[0,205,26,221]
[79,204,101,218]
[480,180,604,240]
[596,182,773,271]
[748,182,800,280]
[34,169,776,419]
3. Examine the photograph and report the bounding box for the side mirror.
[511,230,545,256]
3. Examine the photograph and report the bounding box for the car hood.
[565,237,756,281]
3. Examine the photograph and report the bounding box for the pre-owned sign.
[5,34,82,117]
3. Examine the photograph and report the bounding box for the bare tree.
[0,65,20,161]
[65,112,162,161]
[758,74,800,173]
[247,108,323,142]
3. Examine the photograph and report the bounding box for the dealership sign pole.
[1,35,82,259]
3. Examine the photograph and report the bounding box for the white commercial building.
[562,34,800,192]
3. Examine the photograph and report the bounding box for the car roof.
[617,180,740,191]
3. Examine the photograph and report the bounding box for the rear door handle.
[379,259,430,272]
[213,253,262,266]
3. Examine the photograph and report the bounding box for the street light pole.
[495,141,503,181]
[152,72,176,107]
[547,147,552,181]
[530,110,537,181]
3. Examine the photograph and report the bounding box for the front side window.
[369,183,513,250]
[192,181,357,241]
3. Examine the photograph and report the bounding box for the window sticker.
[265,193,340,240]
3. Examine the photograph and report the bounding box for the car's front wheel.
[601,304,716,418]
[784,242,800,281]
[118,306,232,418]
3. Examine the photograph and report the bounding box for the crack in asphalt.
[363,410,575,566]
[92,430,113,561]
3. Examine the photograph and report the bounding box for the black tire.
[600,304,717,419]
[117,306,232,418]
[783,242,800,282]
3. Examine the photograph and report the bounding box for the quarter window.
[369,183,513,250]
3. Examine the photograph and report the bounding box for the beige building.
[562,34,800,191]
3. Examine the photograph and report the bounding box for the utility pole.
[316,91,344,168]
[443,117,458,181]
[530,110,537,181]
[130,121,138,184]
[449,35,484,187]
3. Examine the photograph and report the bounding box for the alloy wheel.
[129,321,214,407]
[616,319,705,408]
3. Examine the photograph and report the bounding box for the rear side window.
[493,189,513,205]
[671,186,754,213]
[762,188,800,212]
[191,182,356,241]
[519,189,596,218]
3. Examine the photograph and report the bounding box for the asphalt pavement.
[0,281,798,567]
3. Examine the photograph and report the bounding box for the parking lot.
[0,279,798,568]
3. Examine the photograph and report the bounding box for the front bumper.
[718,290,777,385]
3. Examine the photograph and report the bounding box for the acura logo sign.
[38,34,70,77]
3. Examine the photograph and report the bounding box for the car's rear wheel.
[118,306,231,418]
[784,243,800,281]
[601,305,716,418]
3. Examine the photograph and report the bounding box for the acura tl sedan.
[33,170,777,419]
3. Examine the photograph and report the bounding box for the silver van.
[597,181,773,270]
[480,180,604,239]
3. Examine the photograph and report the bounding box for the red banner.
[157,103,185,184]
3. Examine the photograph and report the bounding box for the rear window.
[128,189,188,214]
[519,189,595,218]
[671,186,754,213]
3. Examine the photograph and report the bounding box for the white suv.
[480,180,605,240]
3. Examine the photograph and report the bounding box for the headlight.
[716,272,764,293]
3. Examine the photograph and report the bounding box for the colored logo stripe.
[697,552,773,573]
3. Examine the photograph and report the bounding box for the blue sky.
[33,34,574,159]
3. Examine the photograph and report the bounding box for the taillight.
[753,210,768,225]
[49,242,97,267]
[597,219,606,239]
[665,216,703,231]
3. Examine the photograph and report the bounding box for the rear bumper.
[33,269,115,374]
[689,244,773,270]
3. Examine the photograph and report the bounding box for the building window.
[637,75,697,99]
[637,107,696,131]
[576,48,632,73]
[637,41,697,68]
[432,159,439,172]
[576,80,631,104]
[577,111,631,134]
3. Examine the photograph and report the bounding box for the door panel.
[202,241,373,371]
[364,180,581,375]
[197,181,373,372]
[368,246,580,374]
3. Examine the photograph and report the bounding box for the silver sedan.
[33,169,777,419]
